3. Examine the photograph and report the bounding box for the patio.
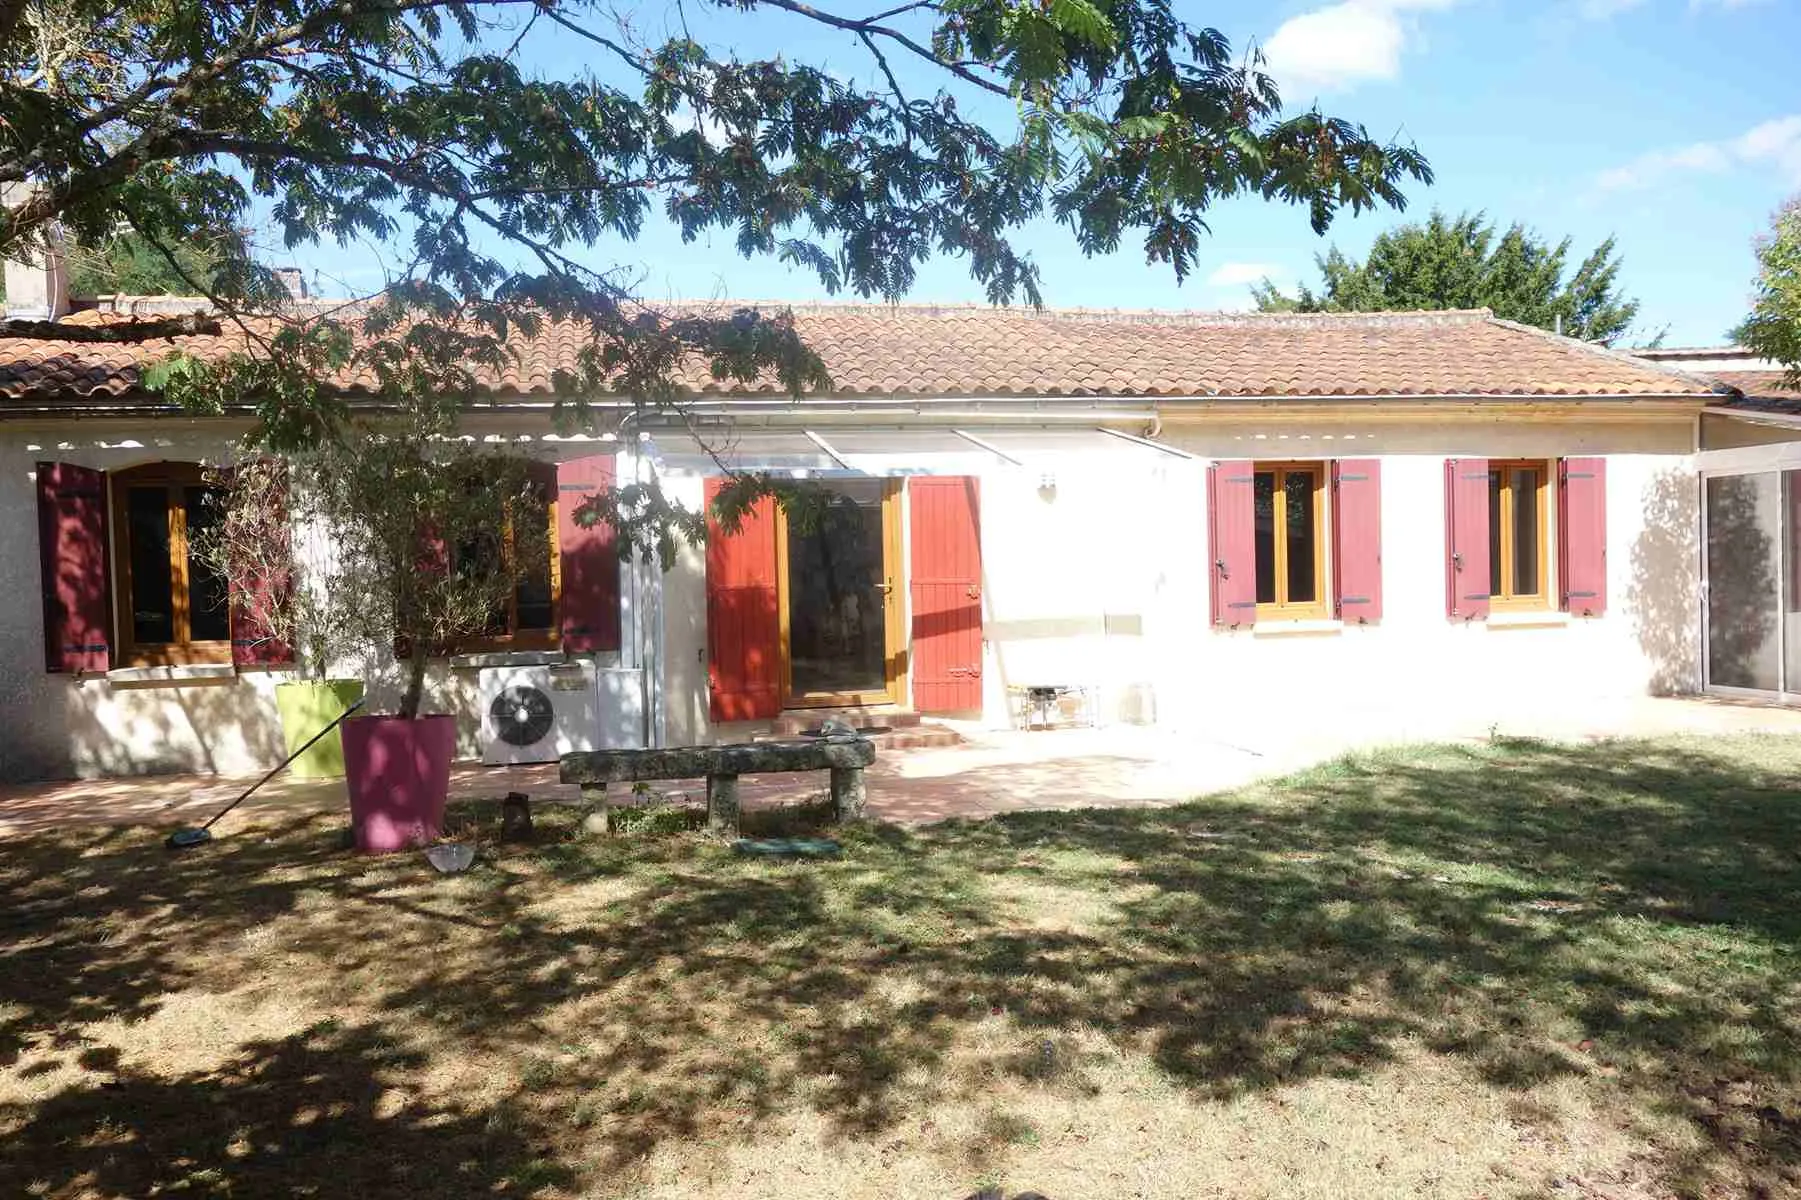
[4,694,1800,839]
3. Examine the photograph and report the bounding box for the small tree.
[308,429,550,719]
[1735,195,1801,387]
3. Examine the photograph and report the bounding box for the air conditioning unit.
[476,662,645,765]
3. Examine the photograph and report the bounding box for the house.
[0,252,1745,781]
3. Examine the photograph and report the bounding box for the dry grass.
[3,735,1801,1198]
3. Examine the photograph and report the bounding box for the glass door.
[778,479,901,707]
[1705,471,1783,692]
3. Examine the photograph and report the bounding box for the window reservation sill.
[1486,611,1571,630]
[103,663,240,684]
[1251,619,1344,638]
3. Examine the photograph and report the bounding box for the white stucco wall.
[659,412,1702,746]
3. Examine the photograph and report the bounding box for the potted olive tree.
[309,427,549,853]
[196,456,365,779]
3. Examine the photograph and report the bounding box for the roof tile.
[0,303,1720,404]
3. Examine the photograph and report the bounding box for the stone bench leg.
[707,773,741,835]
[579,783,612,835]
[830,766,867,823]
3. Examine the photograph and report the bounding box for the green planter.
[274,679,366,779]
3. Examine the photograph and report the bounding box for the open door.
[908,475,982,713]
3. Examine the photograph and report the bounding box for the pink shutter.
[1559,457,1607,617]
[908,476,984,713]
[557,454,621,652]
[229,463,295,667]
[1332,459,1383,623]
[705,478,782,720]
[37,462,113,673]
[1208,461,1257,628]
[1445,458,1490,621]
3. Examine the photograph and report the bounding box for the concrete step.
[769,708,924,737]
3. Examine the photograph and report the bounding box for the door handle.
[1215,558,1228,579]
[873,581,892,595]
[1452,551,1464,572]
[966,585,980,599]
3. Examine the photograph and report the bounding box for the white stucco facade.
[1,404,1706,782]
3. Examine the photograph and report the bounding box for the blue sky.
[293,0,1801,348]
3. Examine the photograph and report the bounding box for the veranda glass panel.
[1706,472,1781,692]
[1785,471,1801,692]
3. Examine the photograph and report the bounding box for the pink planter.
[341,714,456,854]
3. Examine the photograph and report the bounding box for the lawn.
[3,735,1800,1199]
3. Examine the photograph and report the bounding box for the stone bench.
[559,737,876,834]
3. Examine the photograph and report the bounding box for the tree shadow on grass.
[2,736,1800,1195]
[0,1018,570,1199]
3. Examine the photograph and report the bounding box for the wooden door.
[908,475,983,713]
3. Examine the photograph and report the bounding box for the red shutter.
[1559,457,1607,617]
[1445,458,1491,621]
[1208,461,1257,628]
[557,454,621,652]
[36,462,112,673]
[908,475,983,713]
[1332,459,1383,623]
[705,477,781,720]
[228,463,295,667]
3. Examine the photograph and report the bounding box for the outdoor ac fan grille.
[490,685,556,747]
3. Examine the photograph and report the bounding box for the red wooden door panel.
[908,475,982,713]
[558,454,621,652]
[1332,459,1383,623]
[1445,458,1491,621]
[1208,461,1257,628]
[36,461,113,673]
[705,477,781,720]
[1559,457,1607,617]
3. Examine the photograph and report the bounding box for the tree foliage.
[1252,210,1641,345]
[1735,196,1801,386]
[2,0,1436,616]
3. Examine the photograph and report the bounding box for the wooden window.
[110,463,231,665]
[1488,460,1551,611]
[453,462,560,651]
[1253,462,1328,620]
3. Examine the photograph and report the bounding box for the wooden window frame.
[1254,461,1330,621]
[1490,459,1552,612]
[110,462,232,667]
[448,461,561,654]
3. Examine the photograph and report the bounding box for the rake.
[165,696,365,850]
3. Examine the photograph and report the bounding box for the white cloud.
[1582,0,1767,18]
[1261,0,1456,98]
[1594,114,1801,192]
[1206,262,1286,287]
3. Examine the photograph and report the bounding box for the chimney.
[275,267,308,300]
[2,184,69,321]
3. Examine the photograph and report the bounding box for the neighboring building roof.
[0,301,1723,407]
[1631,345,1801,416]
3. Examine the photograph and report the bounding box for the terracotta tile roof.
[1707,363,1793,401]
[0,302,1722,405]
